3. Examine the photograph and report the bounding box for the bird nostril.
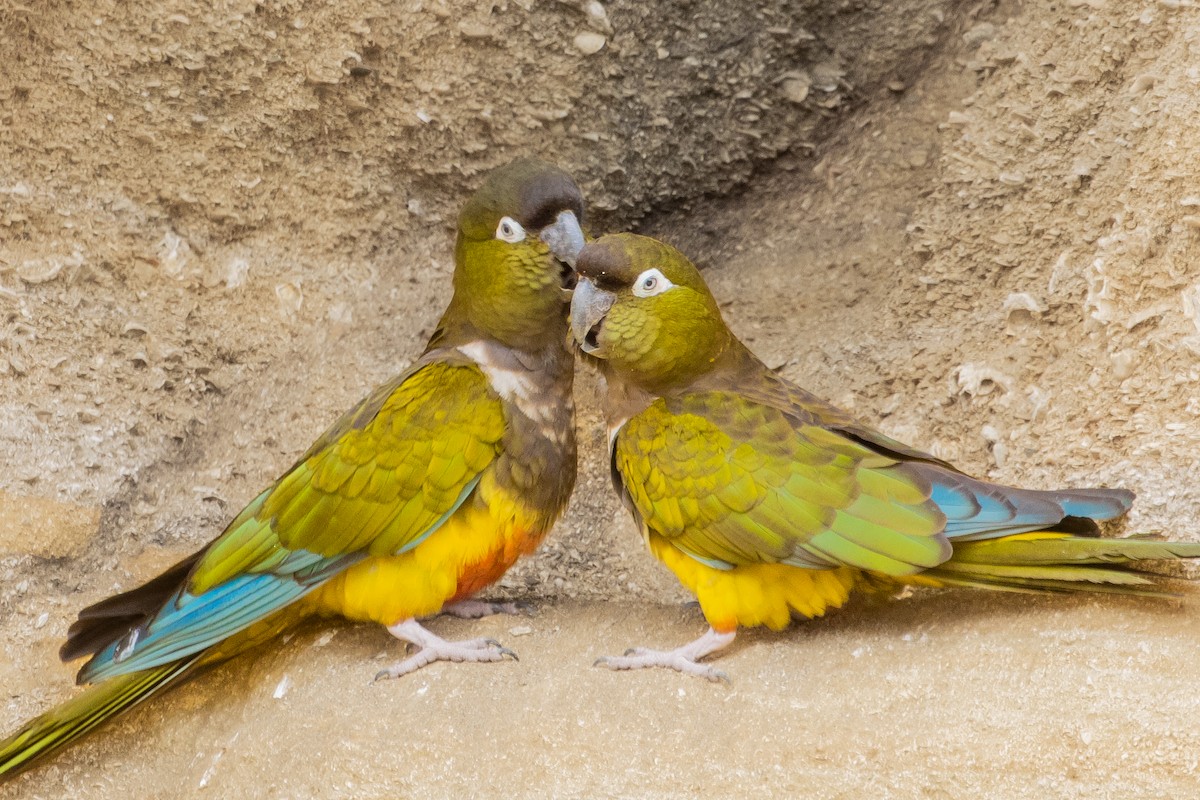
[585,322,601,349]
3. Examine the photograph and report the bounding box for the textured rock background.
[4,0,1200,797]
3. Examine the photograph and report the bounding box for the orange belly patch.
[306,500,547,626]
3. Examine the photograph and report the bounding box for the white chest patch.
[457,341,569,436]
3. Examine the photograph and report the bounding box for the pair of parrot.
[3,158,1198,781]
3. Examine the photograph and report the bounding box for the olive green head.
[447,158,585,349]
[570,233,732,392]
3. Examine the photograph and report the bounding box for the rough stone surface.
[0,492,100,558]
[4,0,1200,797]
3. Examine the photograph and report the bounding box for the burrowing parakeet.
[570,232,1200,681]
[0,158,587,780]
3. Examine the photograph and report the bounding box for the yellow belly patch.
[649,533,857,633]
[305,495,544,626]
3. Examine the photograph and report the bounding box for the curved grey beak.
[570,277,615,356]
[539,210,585,267]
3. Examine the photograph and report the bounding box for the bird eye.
[495,216,526,243]
[632,268,673,298]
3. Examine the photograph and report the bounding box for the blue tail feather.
[927,472,1134,542]
[78,548,342,684]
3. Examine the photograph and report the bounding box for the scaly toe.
[375,636,518,681]
[594,650,730,684]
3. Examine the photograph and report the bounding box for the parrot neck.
[605,325,759,399]
[440,237,573,353]
[429,295,572,358]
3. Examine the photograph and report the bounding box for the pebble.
[583,0,612,34]
[1002,292,1043,315]
[458,20,492,40]
[781,73,811,104]
[962,22,996,49]
[275,281,303,316]
[574,31,607,55]
[17,259,64,284]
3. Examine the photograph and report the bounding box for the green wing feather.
[75,358,507,683]
[614,392,950,576]
[192,359,505,592]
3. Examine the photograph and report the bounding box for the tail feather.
[950,532,1200,565]
[912,531,1200,597]
[0,658,197,783]
[928,470,1135,542]
[1052,487,1137,522]
[912,571,1176,598]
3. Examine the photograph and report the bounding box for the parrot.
[0,157,587,780]
[569,232,1200,682]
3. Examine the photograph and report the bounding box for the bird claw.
[595,651,730,684]
[593,629,737,683]
[376,619,519,681]
[480,638,519,659]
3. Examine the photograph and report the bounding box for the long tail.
[912,532,1200,595]
[0,657,198,783]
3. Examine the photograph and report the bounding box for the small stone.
[509,625,534,636]
[954,363,1014,397]
[1110,350,1136,381]
[1129,74,1155,94]
[780,71,811,104]
[573,31,607,55]
[583,0,612,34]
[17,259,64,284]
[225,258,250,289]
[458,19,492,40]
[275,282,303,316]
[1002,292,1043,315]
[962,22,996,49]
[809,62,844,92]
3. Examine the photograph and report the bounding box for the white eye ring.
[632,268,673,298]
[496,216,526,243]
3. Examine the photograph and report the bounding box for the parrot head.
[447,158,586,349]
[569,233,732,392]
